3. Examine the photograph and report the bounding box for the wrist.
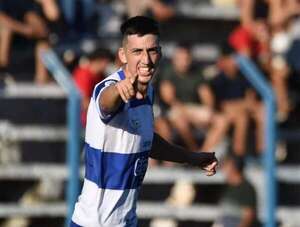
[186,151,216,167]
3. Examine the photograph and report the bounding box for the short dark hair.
[220,41,235,57]
[120,16,160,39]
[177,41,192,52]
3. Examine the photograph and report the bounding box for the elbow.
[99,98,111,114]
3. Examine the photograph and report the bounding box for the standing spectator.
[213,155,258,227]
[159,43,228,152]
[0,0,51,84]
[73,48,113,126]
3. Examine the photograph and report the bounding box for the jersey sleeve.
[92,78,119,122]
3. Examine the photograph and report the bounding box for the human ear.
[118,47,127,64]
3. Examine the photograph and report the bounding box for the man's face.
[172,47,192,74]
[119,34,161,84]
[219,55,238,77]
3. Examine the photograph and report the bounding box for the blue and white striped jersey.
[71,69,154,227]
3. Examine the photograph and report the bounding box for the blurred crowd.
[0,0,300,227]
[1,0,299,157]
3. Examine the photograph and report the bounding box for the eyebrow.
[131,46,160,52]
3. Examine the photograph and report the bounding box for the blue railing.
[42,50,81,227]
[236,55,277,227]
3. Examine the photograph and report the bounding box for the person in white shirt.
[71,16,218,227]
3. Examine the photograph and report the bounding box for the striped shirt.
[71,69,154,227]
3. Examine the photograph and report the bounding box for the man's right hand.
[115,74,144,103]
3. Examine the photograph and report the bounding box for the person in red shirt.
[73,48,113,126]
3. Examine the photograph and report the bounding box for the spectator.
[0,0,51,84]
[213,155,258,227]
[158,43,228,152]
[228,10,270,69]
[210,43,264,156]
[73,48,113,126]
[267,0,300,121]
[237,0,297,120]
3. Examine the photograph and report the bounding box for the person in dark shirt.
[214,155,258,227]
[159,43,228,152]
[0,0,51,83]
[210,43,264,156]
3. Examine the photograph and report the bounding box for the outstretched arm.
[99,73,145,115]
[150,132,218,176]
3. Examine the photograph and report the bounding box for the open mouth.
[138,67,154,76]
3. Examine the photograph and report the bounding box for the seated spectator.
[0,0,51,84]
[158,43,228,152]
[210,43,264,156]
[213,155,258,227]
[73,48,113,126]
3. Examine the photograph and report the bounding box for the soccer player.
[71,16,218,227]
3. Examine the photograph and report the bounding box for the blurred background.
[0,0,300,227]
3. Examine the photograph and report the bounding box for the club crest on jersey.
[131,119,141,129]
[134,155,148,178]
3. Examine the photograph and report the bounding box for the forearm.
[0,14,27,34]
[99,84,123,114]
[159,81,177,106]
[199,85,215,109]
[39,0,60,21]
[150,133,216,166]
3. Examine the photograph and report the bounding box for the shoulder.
[92,69,122,99]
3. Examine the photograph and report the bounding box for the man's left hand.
[202,160,218,176]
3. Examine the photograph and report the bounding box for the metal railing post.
[42,50,81,227]
[236,55,277,227]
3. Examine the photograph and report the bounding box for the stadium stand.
[0,0,300,227]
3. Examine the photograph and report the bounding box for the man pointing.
[71,16,218,227]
